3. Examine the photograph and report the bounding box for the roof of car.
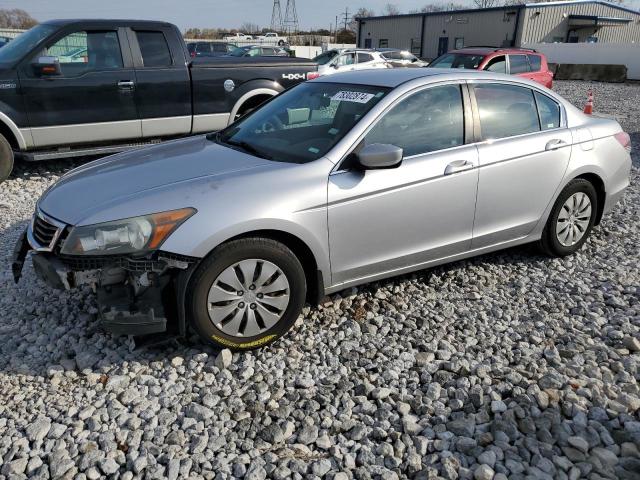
[43,19,175,28]
[314,68,506,88]
[448,47,540,55]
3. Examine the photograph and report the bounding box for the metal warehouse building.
[356,0,640,60]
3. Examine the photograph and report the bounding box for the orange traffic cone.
[583,89,593,115]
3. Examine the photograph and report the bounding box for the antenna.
[271,0,283,32]
[284,0,299,34]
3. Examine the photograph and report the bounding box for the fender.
[0,111,31,150]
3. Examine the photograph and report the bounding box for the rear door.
[355,52,375,70]
[527,54,553,88]
[128,27,191,137]
[333,52,356,73]
[470,81,572,248]
[19,27,141,147]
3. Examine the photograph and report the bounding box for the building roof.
[356,0,640,22]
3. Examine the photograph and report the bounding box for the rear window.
[135,31,172,67]
[528,54,542,72]
[429,53,484,69]
[509,54,530,74]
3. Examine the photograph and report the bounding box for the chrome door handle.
[117,80,135,90]
[545,139,568,151]
[444,160,474,175]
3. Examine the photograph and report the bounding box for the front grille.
[32,215,59,248]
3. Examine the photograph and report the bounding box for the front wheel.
[0,134,14,183]
[187,238,306,350]
[539,179,598,257]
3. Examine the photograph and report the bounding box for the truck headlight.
[61,208,196,255]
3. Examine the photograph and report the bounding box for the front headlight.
[60,208,196,256]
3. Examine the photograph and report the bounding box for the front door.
[333,52,356,73]
[20,28,141,147]
[437,36,449,56]
[129,28,191,138]
[328,83,478,285]
[470,82,572,248]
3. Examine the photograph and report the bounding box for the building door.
[364,38,372,48]
[437,36,449,56]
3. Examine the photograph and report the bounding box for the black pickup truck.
[0,19,318,182]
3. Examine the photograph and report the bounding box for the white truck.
[256,32,288,46]
[223,32,253,42]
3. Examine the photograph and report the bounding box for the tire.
[539,179,598,257]
[0,134,14,183]
[278,40,285,46]
[187,238,306,350]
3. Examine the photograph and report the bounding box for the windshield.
[214,82,390,164]
[313,50,339,65]
[429,53,485,69]
[0,24,57,64]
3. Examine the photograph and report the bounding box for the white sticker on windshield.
[332,91,376,103]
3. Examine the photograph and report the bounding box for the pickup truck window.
[44,31,123,75]
[135,31,172,67]
[216,82,389,164]
[0,24,56,64]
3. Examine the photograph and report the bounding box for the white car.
[314,49,390,76]
[223,32,253,42]
[257,32,288,46]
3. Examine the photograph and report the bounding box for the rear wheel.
[188,238,306,350]
[0,134,14,183]
[540,179,597,257]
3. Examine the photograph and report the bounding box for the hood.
[38,135,277,225]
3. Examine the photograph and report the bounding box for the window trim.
[332,80,473,173]
[467,79,567,143]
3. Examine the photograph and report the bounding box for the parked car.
[13,69,631,350]
[223,32,253,42]
[256,32,288,46]
[314,48,389,76]
[0,19,317,182]
[227,45,289,57]
[428,47,553,88]
[377,49,428,67]
[187,41,235,58]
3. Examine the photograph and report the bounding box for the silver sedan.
[14,69,632,350]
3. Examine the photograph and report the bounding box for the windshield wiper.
[223,139,273,160]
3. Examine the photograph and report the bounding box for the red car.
[429,47,553,89]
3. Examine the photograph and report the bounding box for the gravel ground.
[0,80,638,480]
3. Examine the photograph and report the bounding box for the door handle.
[117,80,135,90]
[444,160,474,175]
[545,139,568,151]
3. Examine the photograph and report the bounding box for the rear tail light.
[306,71,320,80]
[615,131,632,153]
[190,51,196,58]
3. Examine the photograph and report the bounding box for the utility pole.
[335,15,338,43]
[342,7,350,33]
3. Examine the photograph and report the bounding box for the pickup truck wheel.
[188,238,306,350]
[0,134,14,183]
[278,40,285,46]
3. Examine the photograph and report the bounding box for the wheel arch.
[228,86,281,124]
[573,172,606,225]
[0,112,27,150]
[221,229,325,305]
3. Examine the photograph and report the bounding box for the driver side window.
[365,84,464,156]
[40,30,123,77]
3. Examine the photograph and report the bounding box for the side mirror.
[32,56,61,76]
[357,143,403,169]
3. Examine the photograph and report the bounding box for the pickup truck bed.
[0,19,317,182]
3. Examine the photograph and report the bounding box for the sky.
[8,0,640,31]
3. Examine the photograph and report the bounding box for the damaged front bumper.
[12,229,198,336]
